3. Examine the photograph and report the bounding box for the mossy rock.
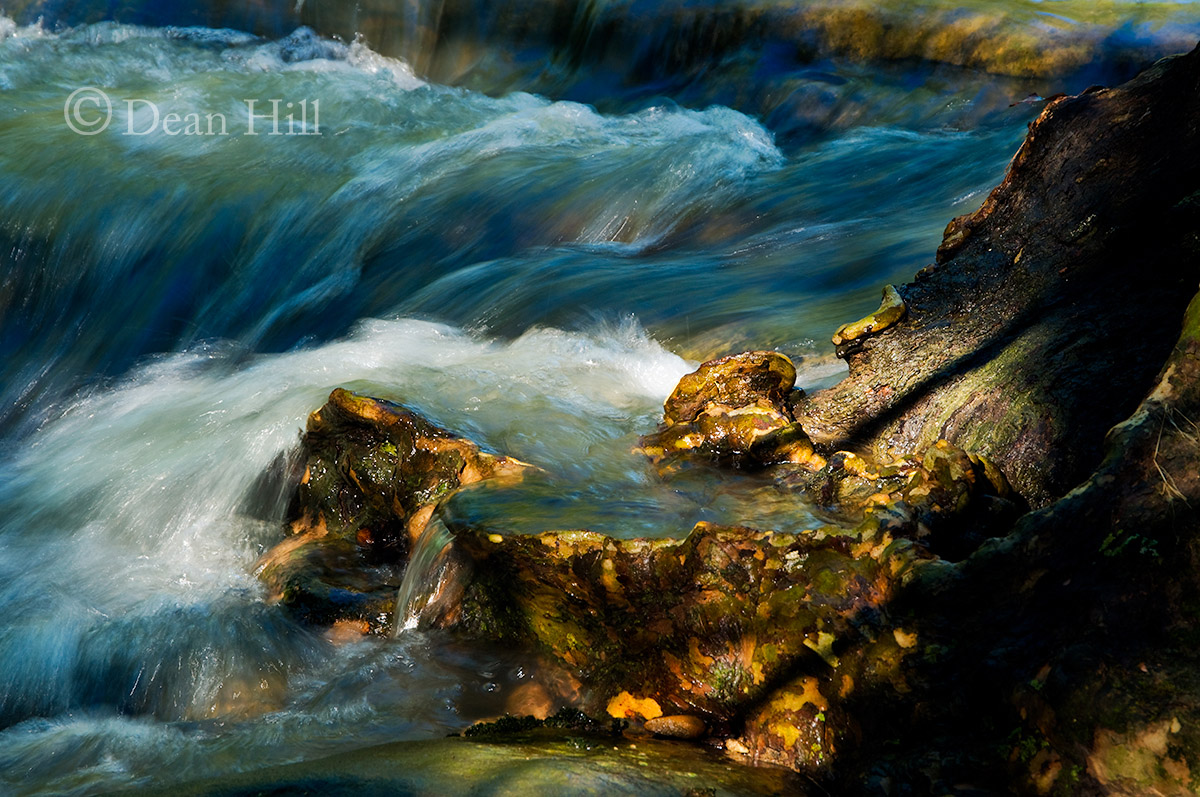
[445,438,1016,771]
[256,388,530,630]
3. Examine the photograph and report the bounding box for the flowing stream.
[1,2,1197,793]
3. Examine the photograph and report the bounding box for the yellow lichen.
[773,722,802,749]
[832,285,907,345]
[606,692,663,720]
[771,677,828,713]
[804,632,840,668]
[752,660,766,686]
[689,638,714,669]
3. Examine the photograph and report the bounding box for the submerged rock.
[256,388,530,629]
[637,351,824,469]
[166,729,799,797]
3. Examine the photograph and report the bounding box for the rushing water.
[0,2,1197,793]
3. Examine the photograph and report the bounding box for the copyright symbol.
[64,87,112,135]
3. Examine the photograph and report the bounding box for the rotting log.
[797,44,1200,507]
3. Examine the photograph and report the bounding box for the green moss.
[711,661,752,707]
[456,564,530,643]
[463,708,627,739]
[463,714,544,737]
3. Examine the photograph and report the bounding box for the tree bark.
[798,45,1200,507]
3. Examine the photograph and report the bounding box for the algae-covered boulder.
[444,437,1018,771]
[638,351,824,469]
[450,520,894,772]
[256,388,529,629]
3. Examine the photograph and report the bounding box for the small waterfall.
[392,516,464,636]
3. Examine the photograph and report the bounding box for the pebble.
[644,714,707,740]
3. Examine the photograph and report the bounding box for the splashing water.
[0,316,696,794]
[393,517,458,634]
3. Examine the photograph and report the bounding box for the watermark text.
[65,88,321,137]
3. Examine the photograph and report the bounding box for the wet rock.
[644,715,707,740]
[741,676,831,769]
[638,351,824,469]
[298,388,530,551]
[445,437,1010,772]
[256,388,530,630]
[450,519,882,771]
[663,350,797,425]
[255,532,398,629]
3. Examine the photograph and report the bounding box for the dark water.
[0,2,1196,793]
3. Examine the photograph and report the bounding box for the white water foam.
[0,317,688,722]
